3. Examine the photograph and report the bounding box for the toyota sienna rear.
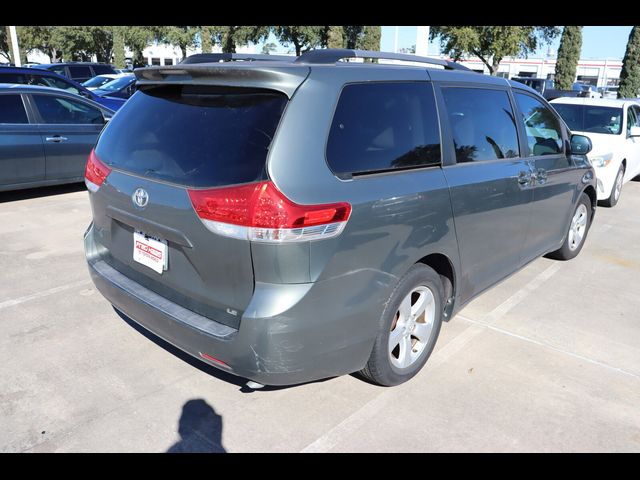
[85,50,596,387]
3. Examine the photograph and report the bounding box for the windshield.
[83,75,114,88]
[97,76,134,92]
[553,104,623,135]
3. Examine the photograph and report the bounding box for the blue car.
[0,66,126,111]
[92,74,136,99]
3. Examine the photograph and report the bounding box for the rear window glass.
[95,85,288,188]
[0,94,28,124]
[327,82,441,177]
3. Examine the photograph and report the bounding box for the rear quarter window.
[327,82,441,177]
[0,95,29,124]
[95,85,288,188]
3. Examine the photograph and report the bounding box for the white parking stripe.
[300,260,566,453]
[0,280,91,311]
[458,314,640,380]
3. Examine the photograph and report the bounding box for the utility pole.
[9,26,21,67]
[394,26,399,53]
[416,26,430,56]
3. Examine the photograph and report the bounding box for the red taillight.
[188,181,351,243]
[85,149,111,192]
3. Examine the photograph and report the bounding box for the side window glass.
[0,95,29,124]
[51,66,67,77]
[327,82,441,176]
[514,92,564,156]
[29,75,80,96]
[441,87,520,163]
[32,95,104,125]
[627,106,639,135]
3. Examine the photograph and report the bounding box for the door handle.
[517,171,531,185]
[536,168,548,184]
[45,136,68,143]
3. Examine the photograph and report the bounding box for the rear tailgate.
[87,64,309,329]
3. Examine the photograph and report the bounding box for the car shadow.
[114,307,334,393]
[0,182,86,203]
[167,398,226,453]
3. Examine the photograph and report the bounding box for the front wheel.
[547,192,592,261]
[359,264,444,387]
[600,165,624,207]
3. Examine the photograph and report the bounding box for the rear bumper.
[85,224,385,386]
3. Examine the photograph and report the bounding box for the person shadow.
[167,399,226,453]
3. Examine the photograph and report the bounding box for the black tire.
[547,192,592,261]
[359,264,444,387]
[600,164,624,208]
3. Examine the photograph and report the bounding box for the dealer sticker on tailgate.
[133,231,167,274]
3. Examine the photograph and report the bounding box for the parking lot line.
[0,280,90,311]
[458,315,640,380]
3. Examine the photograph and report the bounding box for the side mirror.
[570,134,592,155]
[629,126,640,137]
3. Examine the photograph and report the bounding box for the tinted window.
[327,82,441,176]
[0,73,27,84]
[552,103,622,135]
[50,66,67,77]
[92,65,114,75]
[95,85,288,188]
[68,65,92,80]
[28,74,80,95]
[441,87,519,163]
[0,95,29,124]
[32,94,104,124]
[627,105,640,135]
[514,93,564,156]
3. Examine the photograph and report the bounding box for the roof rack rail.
[180,53,295,64]
[295,49,471,72]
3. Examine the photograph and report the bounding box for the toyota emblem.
[132,188,149,208]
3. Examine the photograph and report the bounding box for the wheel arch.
[416,253,456,321]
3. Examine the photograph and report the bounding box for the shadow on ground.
[167,399,226,453]
[0,182,86,203]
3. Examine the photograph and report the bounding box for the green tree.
[430,26,560,75]
[322,26,344,48]
[274,26,323,55]
[343,26,363,49]
[212,26,270,53]
[112,26,126,68]
[17,26,60,62]
[200,26,213,53]
[122,26,161,67]
[162,26,199,60]
[619,26,640,98]
[1,26,12,62]
[359,26,381,51]
[554,26,582,90]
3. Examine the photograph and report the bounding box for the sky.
[379,26,634,60]
[257,26,633,61]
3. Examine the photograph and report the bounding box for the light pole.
[9,26,21,67]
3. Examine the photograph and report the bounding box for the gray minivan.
[84,50,597,387]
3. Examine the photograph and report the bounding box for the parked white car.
[551,97,640,206]
[81,73,128,91]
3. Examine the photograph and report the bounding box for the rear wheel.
[547,192,592,261]
[359,264,444,387]
[601,165,624,207]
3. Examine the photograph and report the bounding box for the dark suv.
[36,62,117,83]
[84,50,597,388]
[0,66,126,111]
